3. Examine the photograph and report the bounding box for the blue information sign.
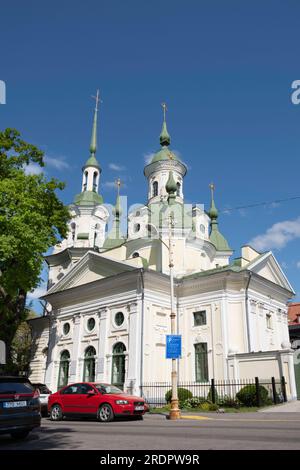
[166,335,182,359]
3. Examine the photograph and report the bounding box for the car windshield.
[94,384,124,395]
[0,382,34,394]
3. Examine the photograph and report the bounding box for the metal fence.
[141,377,287,408]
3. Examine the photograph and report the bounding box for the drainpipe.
[245,272,252,353]
[139,269,145,396]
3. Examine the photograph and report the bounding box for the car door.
[60,384,81,414]
[76,383,100,415]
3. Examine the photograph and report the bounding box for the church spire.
[84,90,101,169]
[208,183,231,252]
[160,102,171,147]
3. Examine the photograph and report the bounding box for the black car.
[0,376,41,439]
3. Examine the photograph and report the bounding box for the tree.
[0,128,70,368]
[10,310,37,375]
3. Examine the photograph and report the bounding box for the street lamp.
[165,170,181,420]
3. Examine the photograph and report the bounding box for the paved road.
[0,413,300,450]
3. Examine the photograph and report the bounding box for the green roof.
[210,222,231,251]
[77,233,89,240]
[84,154,101,169]
[74,190,103,206]
[151,146,179,163]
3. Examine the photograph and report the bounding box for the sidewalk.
[259,400,300,413]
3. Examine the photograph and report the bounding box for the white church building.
[29,97,297,400]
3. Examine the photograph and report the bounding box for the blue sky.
[1,0,300,307]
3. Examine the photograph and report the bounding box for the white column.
[44,317,58,392]
[69,314,82,382]
[96,307,109,381]
[125,302,141,395]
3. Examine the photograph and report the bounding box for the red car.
[48,382,147,422]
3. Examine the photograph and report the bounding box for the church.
[28,94,297,400]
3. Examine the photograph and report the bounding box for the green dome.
[151,146,179,163]
[74,191,103,206]
[84,154,101,169]
[210,225,231,251]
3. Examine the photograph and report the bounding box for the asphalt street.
[0,412,300,450]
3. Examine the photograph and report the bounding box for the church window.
[58,350,70,389]
[153,181,158,197]
[71,222,76,241]
[194,343,209,382]
[83,171,88,191]
[132,252,139,258]
[200,224,205,234]
[93,171,98,192]
[87,317,95,331]
[83,346,96,382]
[193,311,206,326]
[63,323,70,335]
[115,312,124,327]
[176,182,181,196]
[134,223,140,233]
[266,313,272,329]
[111,342,126,389]
[136,211,140,217]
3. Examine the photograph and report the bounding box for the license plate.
[3,401,27,408]
[135,405,144,411]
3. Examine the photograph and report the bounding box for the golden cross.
[161,102,167,121]
[91,89,101,111]
[115,177,122,195]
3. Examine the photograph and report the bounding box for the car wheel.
[10,430,30,440]
[50,404,63,421]
[97,403,114,422]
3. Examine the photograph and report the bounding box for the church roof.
[73,190,103,206]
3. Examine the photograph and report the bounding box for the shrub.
[236,384,269,407]
[181,397,206,409]
[207,386,218,404]
[165,388,193,408]
[200,402,219,412]
[219,395,240,409]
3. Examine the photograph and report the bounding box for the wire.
[219,196,300,214]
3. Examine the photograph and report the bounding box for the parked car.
[32,383,52,417]
[0,376,41,439]
[48,382,146,422]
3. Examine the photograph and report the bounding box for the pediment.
[247,252,294,293]
[45,251,136,295]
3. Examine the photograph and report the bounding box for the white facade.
[29,109,297,400]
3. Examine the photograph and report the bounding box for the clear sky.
[1,0,300,306]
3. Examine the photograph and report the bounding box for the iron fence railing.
[141,376,287,408]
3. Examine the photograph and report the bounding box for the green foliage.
[0,128,70,367]
[236,384,269,407]
[218,395,240,408]
[181,397,207,409]
[207,385,218,403]
[165,388,193,408]
[199,402,219,412]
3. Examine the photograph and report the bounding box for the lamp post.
[165,170,181,420]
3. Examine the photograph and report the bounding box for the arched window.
[58,350,70,389]
[194,343,208,383]
[71,222,76,241]
[83,171,88,191]
[111,342,126,389]
[83,346,96,382]
[93,171,98,192]
[176,182,181,197]
[153,181,158,197]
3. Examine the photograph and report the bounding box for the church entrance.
[83,346,96,382]
[111,342,126,390]
[58,350,70,389]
